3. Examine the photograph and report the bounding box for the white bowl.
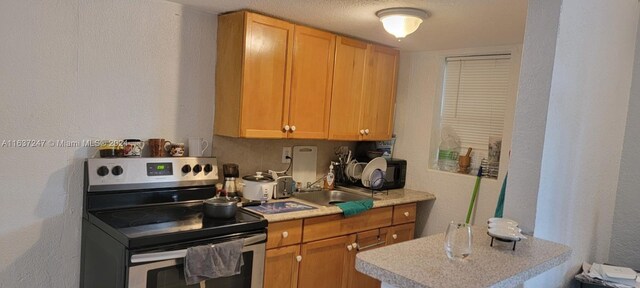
[487,217,518,227]
[488,222,521,232]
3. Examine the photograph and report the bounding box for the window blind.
[441,55,511,151]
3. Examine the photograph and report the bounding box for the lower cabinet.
[264,245,300,288]
[298,235,352,288]
[264,203,418,288]
[346,228,389,288]
[387,222,415,244]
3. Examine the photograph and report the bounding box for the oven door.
[127,233,265,288]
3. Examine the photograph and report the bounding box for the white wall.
[608,15,640,270]
[521,0,640,286]
[393,46,521,236]
[504,0,562,234]
[0,0,216,287]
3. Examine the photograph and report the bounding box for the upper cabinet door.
[362,45,399,141]
[241,13,294,138]
[328,37,368,141]
[287,26,336,139]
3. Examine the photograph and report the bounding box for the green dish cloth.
[336,199,374,217]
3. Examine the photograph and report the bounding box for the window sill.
[427,168,500,182]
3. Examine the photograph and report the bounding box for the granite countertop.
[241,187,435,222]
[356,226,571,288]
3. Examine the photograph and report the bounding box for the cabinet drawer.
[392,203,416,224]
[267,219,303,249]
[303,207,392,242]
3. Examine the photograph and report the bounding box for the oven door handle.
[130,233,266,264]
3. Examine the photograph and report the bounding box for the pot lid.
[242,171,274,182]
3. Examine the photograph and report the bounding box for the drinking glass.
[444,221,472,260]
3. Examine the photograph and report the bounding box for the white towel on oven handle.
[183,238,244,285]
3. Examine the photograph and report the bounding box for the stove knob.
[182,164,192,174]
[193,164,202,174]
[204,164,213,174]
[111,165,123,176]
[97,166,109,177]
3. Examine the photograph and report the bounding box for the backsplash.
[211,135,356,180]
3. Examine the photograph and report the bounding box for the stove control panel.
[87,157,218,192]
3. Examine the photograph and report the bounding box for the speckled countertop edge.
[355,226,572,288]
[240,188,435,222]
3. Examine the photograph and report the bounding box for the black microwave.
[354,158,407,190]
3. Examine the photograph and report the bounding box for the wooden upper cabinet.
[362,45,399,141]
[328,40,399,141]
[328,37,368,141]
[241,13,294,138]
[215,11,398,140]
[287,26,336,139]
[215,11,293,138]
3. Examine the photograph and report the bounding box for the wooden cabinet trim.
[214,11,246,137]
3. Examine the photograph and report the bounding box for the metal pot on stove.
[240,172,276,202]
[203,197,238,218]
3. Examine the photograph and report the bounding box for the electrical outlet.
[282,147,292,163]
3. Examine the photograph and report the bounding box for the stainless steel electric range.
[80,157,267,288]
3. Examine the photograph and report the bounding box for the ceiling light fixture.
[376,7,429,39]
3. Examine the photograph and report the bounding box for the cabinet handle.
[392,234,398,240]
[364,129,370,135]
[404,212,410,217]
[352,242,358,250]
[282,231,289,238]
[296,255,302,262]
[356,241,386,251]
[290,125,296,132]
[347,244,353,251]
[283,125,290,132]
[359,129,365,135]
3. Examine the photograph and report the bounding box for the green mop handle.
[466,166,483,224]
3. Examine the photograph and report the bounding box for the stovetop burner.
[90,201,266,249]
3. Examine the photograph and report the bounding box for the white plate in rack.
[361,157,387,187]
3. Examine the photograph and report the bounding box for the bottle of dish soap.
[324,164,335,190]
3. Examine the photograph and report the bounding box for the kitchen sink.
[292,189,377,206]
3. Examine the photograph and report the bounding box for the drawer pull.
[283,125,290,132]
[347,244,353,251]
[392,234,398,240]
[359,129,365,135]
[404,212,410,217]
[282,231,289,238]
[296,255,302,262]
[364,129,370,135]
[356,241,385,251]
[290,125,296,132]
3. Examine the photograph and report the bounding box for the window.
[438,54,512,176]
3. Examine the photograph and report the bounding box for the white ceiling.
[169,0,528,51]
